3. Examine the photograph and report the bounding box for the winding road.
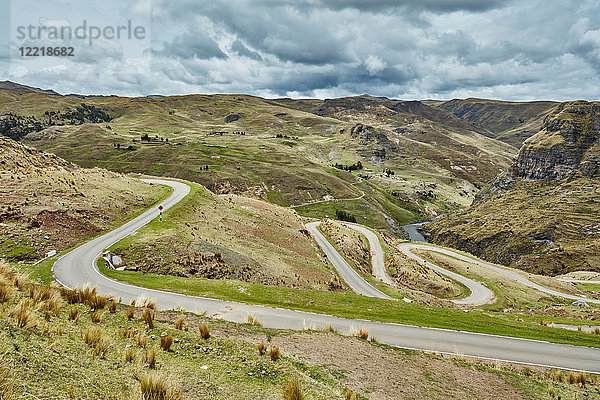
[400,243,600,306]
[52,179,600,372]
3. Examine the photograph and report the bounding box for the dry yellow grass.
[90,310,103,323]
[139,372,181,400]
[282,376,304,400]
[198,324,210,339]
[257,342,267,356]
[68,307,79,322]
[142,308,154,329]
[160,333,173,351]
[246,312,262,327]
[174,316,184,330]
[144,348,157,369]
[126,307,135,320]
[9,299,37,331]
[350,325,369,340]
[270,345,280,362]
[123,347,136,364]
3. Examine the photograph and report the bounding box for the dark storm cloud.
[304,0,511,13]
[5,0,600,100]
[158,32,227,60]
[231,39,263,60]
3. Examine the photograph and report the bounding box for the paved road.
[52,179,600,372]
[398,243,495,306]
[305,221,392,299]
[400,243,600,305]
[341,222,394,285]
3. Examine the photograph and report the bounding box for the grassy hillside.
[3,261,593,400]
[436,98,558,147]
[427,101,600,275]
[0,136,169,263]
[0,84,519,231]
[108,181,338,290]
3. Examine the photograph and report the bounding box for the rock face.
[426,101,600,275]
[512,101,600,180]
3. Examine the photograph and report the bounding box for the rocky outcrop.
[512,101,600,180]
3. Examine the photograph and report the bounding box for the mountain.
[0,81,60,96]
[426,101,600,275]
[436,98,558,147]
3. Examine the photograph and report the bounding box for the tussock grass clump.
[59,287,79,304]
[246,313,262,327]
[69,307,80,322]
[160,333,173,351]
[121,327,136,339]
[174,316,184,330]
[0,357,14,400]
[369,335,378,344]
[126,307,135,320]
[83,326,102,347]
[270,345,280,362]
[133,295,157,309]
[139,371,181,400]
[142,307,155,329]
[123,347,136,363]
[12,273,31,291]
[592,327,600,335]
[550,369,563,383]
[0,282,15,303]
[350,326,369,340]
[144,348,157,369]
[108,300,117,313]
[323,324,339,334]
[9,300,37,331]
[257,342,267,356]
[90,310,103,323]
[136,332,148,348]
[82,326,109,358]
[283,376,304,400]
[142,308,154,329]
[40,294,62,318]
[29,285,52,304]
[198,324,210,339]
[344,389,358,400]
[547,385,555,398]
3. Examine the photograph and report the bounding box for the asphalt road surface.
[305,221,392,299]
[52,179,600,372]
[401,243,600,305]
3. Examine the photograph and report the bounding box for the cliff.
[426,101,600,275]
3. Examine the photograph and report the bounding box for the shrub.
[257,342,267,356]
[126,307,135,320]
[142,308,154,329]
[69,307,79,322]
[174,316,184,330]
[270,345,280,361]
[198,324,210,339]
[283,376,304,400]
[139,372,181,400]
[246,313,262,327]
[9,300,37,331]
[160,333,173,351]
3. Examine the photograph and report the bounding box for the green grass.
[100,262,600,349]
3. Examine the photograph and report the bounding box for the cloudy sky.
[1,0,600,100]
